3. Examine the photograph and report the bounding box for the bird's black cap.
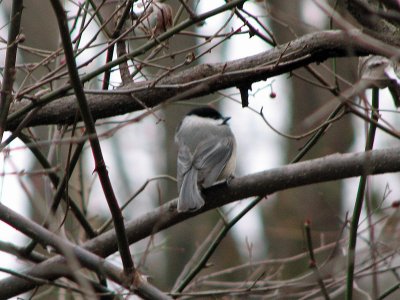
[187,106,223,120]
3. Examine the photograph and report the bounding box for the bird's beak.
[222,116,231,124]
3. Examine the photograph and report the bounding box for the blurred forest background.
[1,0,400,299]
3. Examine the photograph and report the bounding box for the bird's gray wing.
[178,167,204,212]
[176,144,205,212]
[193,137,234,188]
[176,144,193,191]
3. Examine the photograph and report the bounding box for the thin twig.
[304,220,330,300]
[0,0,24,141]
[97,175,176,234]
[17,132,96,239]
[174,196,265,293]
[102,0,135,89]
[346,87,379,300]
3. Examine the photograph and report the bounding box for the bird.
[358,55,400,107]
[175,106,237,212]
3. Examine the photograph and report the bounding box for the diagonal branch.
[0,202,171,300]
[49,0,135,277]
[1,146,400,298]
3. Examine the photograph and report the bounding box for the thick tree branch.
[6,29,400,130]
[7,0,248,129]
[1,146,400,298]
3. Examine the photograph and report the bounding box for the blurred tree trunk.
[263,0,355,264]
[161,4,241,290]
[15,1,59,220]
[9,2,66,297]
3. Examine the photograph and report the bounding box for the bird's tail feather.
[178,168,204,212]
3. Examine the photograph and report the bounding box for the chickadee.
[175,106,237,212]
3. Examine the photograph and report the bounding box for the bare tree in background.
[1,0,400,299]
